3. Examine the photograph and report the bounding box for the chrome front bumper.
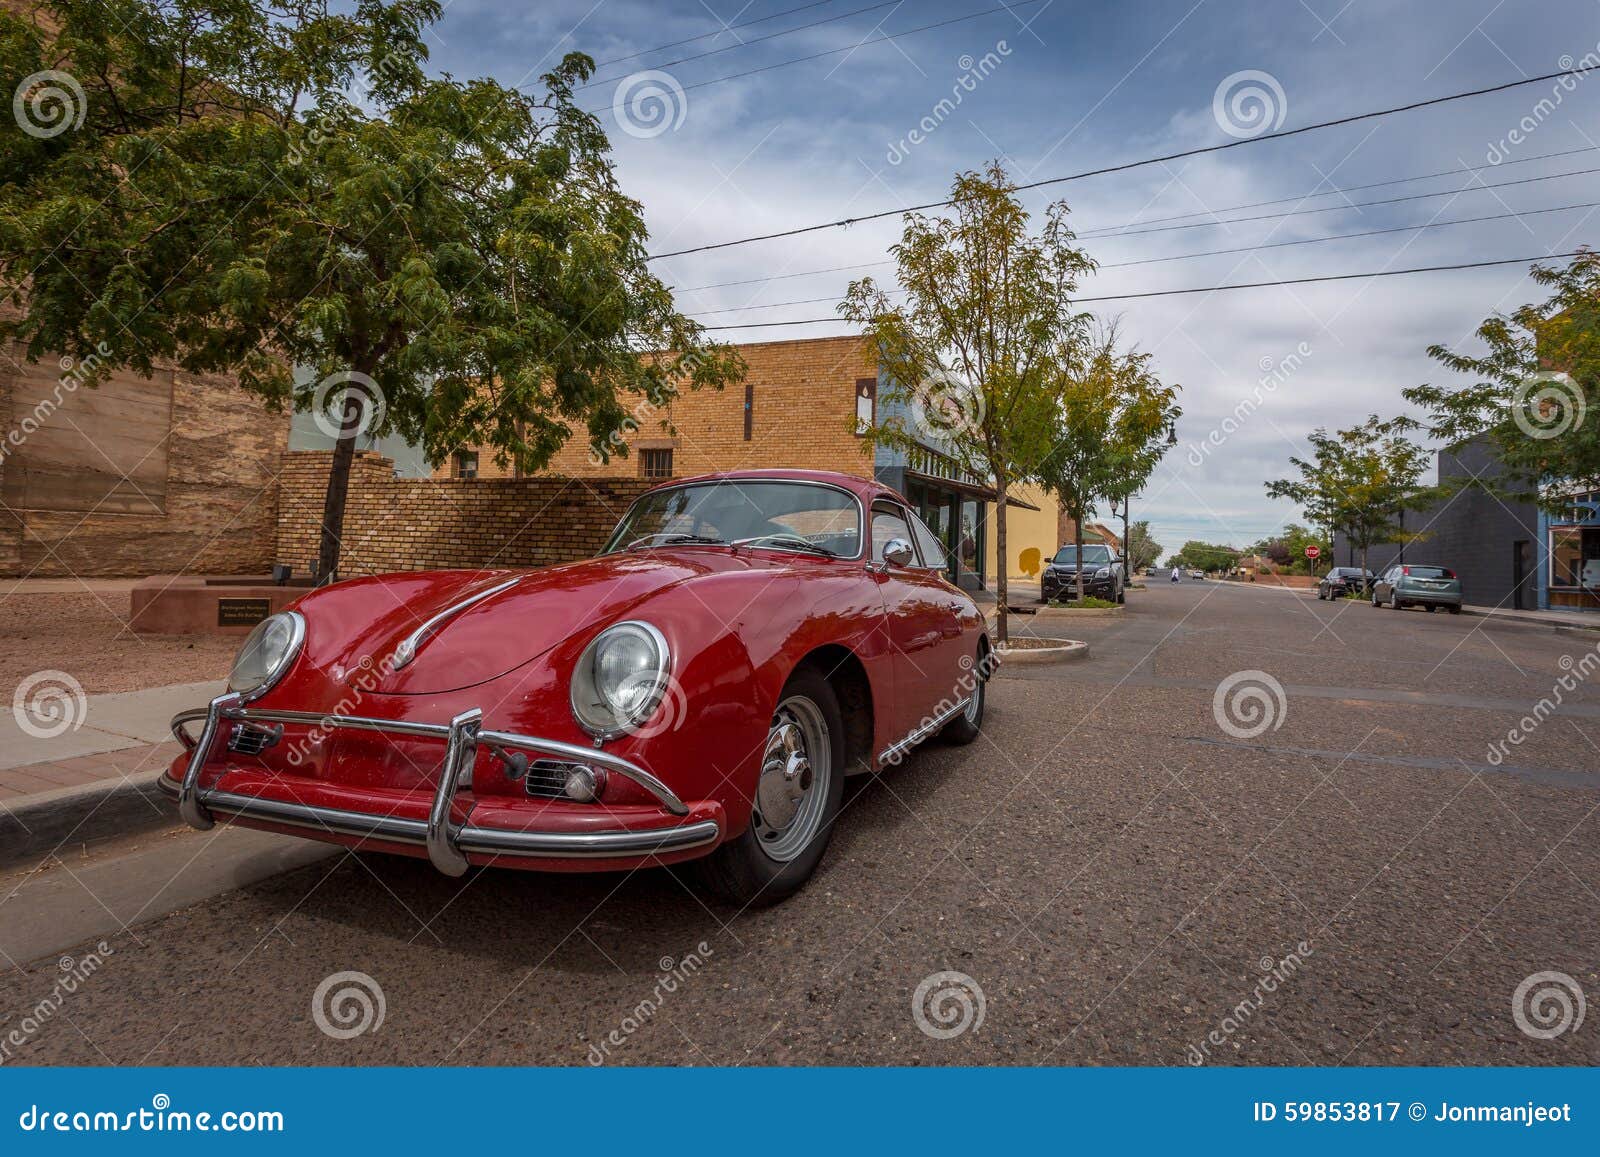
[169,695,719,875]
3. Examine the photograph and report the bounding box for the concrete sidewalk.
[0,679,224,867]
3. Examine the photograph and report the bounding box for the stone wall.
[0,352,288,577]
[277,450,650,576]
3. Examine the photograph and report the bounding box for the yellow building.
[983,483,1062,582]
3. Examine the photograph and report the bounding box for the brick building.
[0,350,287,577]
[435,335,1065,591]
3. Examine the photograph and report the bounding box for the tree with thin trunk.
[0,0,741,581]
[1037,325,1180,602]
[1265,416,1434,590]
[840,162,1093,644]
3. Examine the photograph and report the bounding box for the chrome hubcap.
[751,697,830,862]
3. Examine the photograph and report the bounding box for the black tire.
[691,666,845,907]
[1425,604,1436,613]
[1389,591,1402,610]
[940,649,987,745]
[1448,605,1462,615]
[1317,588,1326,600]
[1116,586,1126,605]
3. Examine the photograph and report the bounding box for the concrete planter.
[994,638,1090,665]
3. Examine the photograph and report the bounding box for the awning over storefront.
[901,469,1040,510]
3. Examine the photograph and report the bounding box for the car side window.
[871,503,913,564]
[907,511,947,570]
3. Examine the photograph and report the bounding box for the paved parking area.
[1,582,1595,1065]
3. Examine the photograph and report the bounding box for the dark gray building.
[1333,439,1541,610]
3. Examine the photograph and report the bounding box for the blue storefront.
[1539,491,1600,612]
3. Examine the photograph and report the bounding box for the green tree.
[0,0,741,580]
[1265,416,1434,588]
[1125,520,1162,571]
[841,162,1094,644]
[1171,541,1238,573]
[1404,249,1599,509]
[1037,325,1180,601]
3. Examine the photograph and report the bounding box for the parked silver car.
[1370,564,1462,613]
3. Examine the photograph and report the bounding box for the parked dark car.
[1317,567,1373,600]
[1041,543,1125,603]
[1370,564,1462,612]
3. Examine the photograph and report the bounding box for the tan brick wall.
[0,356,288,577]
[278,450,650,576]
[436,335,880,483]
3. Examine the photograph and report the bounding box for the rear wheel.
[1425,604,1437,613]
[1448,605,1462,615]
[691,667,844,906]
[1389,591,1402,610]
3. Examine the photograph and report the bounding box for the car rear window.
[1404,566,1455,579]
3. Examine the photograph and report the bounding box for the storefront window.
[960,498,981,583]
[1550,527,1584,587]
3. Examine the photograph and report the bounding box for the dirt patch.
[0,592,234,694]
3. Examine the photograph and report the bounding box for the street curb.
[1460,608,1600,638]
[0,767,178,870]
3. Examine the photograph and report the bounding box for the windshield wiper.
[622,532,726,551]
[731,534,837,557]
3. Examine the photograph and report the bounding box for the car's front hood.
[300,550,767,696]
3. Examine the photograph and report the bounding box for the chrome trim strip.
[426,708,481,877]
[171,708,209,750]
[876,695,971,766]
[213,706,689,816]
[177,692,243,830]
[392,577,521,670]
[191,789,719,859]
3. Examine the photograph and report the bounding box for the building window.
[452,450,478,480]
[744,381,754,441]
[641,448,673,480]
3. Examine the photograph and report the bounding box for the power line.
[673,151,1600,294]
[1077,144,1600,237]
[588,1,840,70]
[580,0,904,89]
[686,202,1600,316]
[695,251,1585,328]
[649,66,1594,261]
[583,0,1048,113]
[1095,164,1600,239]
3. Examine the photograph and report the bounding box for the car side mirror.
[882,539,915,568]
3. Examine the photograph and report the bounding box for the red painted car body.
[162,469,990,879]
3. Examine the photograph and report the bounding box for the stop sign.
[1304,545,1321,559]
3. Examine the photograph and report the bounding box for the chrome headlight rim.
[227,610,306,704]
[569,620,672,741]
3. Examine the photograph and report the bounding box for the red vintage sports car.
[164,469,993,903]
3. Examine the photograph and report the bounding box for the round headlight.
[228,611,305,701]
[570,621,670,739]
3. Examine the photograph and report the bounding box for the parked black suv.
[1041,543,1125,603]
[1316,567,1373,600]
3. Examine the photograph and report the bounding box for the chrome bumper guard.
[169,698,716,875]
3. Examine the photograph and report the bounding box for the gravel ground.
[2,582,1596,1066]
[0,592,234,693]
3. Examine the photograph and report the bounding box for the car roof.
[646,468,905,506]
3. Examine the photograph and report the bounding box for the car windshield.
[605,480,861,558]
[1052,545,1112,565]
[1405,566,1455,579]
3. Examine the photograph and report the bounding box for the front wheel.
[940,651,987,745]
[691,668,844,906]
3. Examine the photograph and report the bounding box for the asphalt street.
[3,581,1596,1066]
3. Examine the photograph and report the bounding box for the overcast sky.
[419,0,1600,552]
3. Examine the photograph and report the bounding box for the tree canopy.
[840,162,1094,642]
[0,0,741,578]
[1265,416,1434,583]
[1404,249,1599,509]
